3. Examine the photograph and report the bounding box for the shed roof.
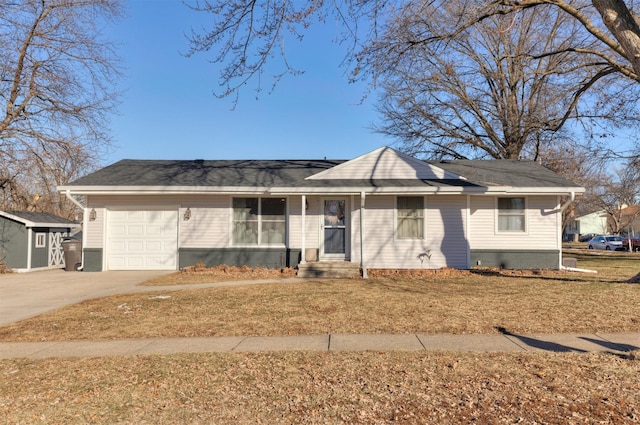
[0,211,78,228]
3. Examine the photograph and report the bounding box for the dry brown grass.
[0,252,638,342]
[1,351,639,424]
[142,263,297,285]
[1,251,639,424]
[0,260,12,274]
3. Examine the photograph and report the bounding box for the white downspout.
[65,190,86,270]
[301,195,306,265]
[559,192,576,270]
[560,192,575,212]
[360,191,368,279]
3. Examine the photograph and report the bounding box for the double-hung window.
[397,196,424,239]
[497,197,526,232]
[232,197,286,245]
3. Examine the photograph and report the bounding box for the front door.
[321,199,347,260]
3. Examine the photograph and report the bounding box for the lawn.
[1,251,639,424]
[0,252,638,342]
[1,351,639,424]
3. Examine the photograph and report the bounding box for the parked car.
[622,236,640,252]
[587,235,625,251]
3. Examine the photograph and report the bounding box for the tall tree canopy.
[370,1,636,160]
[187,0,640,161]
[0,0,123,217]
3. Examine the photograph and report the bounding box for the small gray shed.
[0,211,80,272]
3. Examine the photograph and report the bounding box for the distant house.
[0,211,79,272]
[58,147,584,273]
[618,205,640,236]
[571,210,609,238]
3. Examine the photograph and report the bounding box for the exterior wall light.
[89,208,97,221]
[183,207,191,221]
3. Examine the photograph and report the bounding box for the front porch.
[297,261,361,278]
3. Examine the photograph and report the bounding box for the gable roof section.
[306,146,461,180]
[0,211,78,228]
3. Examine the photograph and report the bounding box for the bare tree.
[366,2,638,160]
[475,1,640,83]
[0,0,123,215]
[578,159,640,233]
[453,0,640,161]
[186,1,639,159]
[5,140,98,219]
[184,0,383,101]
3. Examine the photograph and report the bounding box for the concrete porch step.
[297,261,361,278]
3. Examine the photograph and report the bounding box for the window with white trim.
[35,233,46,248]
[497,197,526,232]
[397,196,424,239]
[232,197,286,245]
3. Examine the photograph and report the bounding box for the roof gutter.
[64,190,85,210]
[60,186,586,197]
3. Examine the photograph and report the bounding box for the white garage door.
[107,210,178,270]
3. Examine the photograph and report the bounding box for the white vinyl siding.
[89,195,230,249]
[362,195,468,269]
[307,147,454,180]
[84,203,104,249]
[469,195,560,250]
[426,196,469,269]
[289,196,320,249]
[179,199,229,248]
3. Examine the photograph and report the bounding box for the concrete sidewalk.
[1,332,638,359]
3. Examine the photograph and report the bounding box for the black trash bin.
[62,239,82,271]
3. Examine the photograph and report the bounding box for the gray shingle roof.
[65,158,580,190]
[430,159,579,188]
[68,159,344,187]
[3,211,77,226]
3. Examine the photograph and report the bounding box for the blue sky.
[105,0,388,164]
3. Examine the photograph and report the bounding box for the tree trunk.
[592,0,640,79]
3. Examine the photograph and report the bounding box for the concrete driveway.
[0,269,171,325]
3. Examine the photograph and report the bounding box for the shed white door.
[107,210,178,270]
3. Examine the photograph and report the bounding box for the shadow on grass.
[495,326,585,353]
[579,336,639,353]
[470,269,636,285]
[496,326,639,360]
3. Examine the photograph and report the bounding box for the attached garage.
[107,210,178,270]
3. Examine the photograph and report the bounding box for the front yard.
[0,252,638,342]
[1,251,639,424]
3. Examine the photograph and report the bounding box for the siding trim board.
[470,250,560,270]
[179,248,301,269]
[83,248,103,272]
